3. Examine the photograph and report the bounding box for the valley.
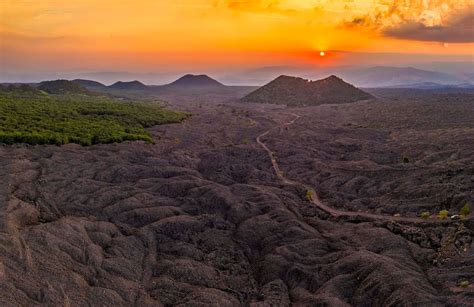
[0,81,472,305]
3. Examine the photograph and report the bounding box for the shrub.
[420,211,430,219]
[460,203,471,217]
[458,280,469,288]
[0,91,189,146]
[402,156,410,163]
[306,190,314,202]
[437,209,449,219]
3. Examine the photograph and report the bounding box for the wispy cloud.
[225,0,279,10]
[215,0,302,15]
[0,30,77,44]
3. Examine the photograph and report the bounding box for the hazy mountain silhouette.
[38,80,90,94]
[384,82,474,89]
[337,66,463,87]
[72,79,106,89]
[166,74,225,88]
[109,80,148,90]
[241,75,373,106]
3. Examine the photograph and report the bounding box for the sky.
[1,0,473,83]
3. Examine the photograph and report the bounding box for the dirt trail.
[256,111,448,225]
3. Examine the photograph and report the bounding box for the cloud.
[343,16,371,28]
[341,0,474,43]
[0,30,76,44]
[384,11,474,43]
[216,0,310,16]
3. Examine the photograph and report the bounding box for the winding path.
[256,112,447,225]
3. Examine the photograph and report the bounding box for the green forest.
[0,88,188,146]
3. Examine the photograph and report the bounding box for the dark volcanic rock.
[241,75,373,106]
[0,91,472,306]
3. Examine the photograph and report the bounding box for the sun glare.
[320,51,325,57]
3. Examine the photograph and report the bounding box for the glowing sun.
[320,51,325,57]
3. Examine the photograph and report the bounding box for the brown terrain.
[0,83,473,306]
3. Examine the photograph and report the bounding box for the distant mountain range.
[241,75,373,106]
[337,66,464,88]
[384,82,474,90]
[71,75,227,92]
[9,67,474,98]
[221,66,473,88]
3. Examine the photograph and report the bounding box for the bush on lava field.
[420,211,430,219]
[437,209,449,219]
[460,203,470,217]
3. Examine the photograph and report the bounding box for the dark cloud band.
[384,12,474,43]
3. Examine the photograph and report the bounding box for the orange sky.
[1,0,473,73]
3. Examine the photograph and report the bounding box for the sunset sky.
[1,0,473,82]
